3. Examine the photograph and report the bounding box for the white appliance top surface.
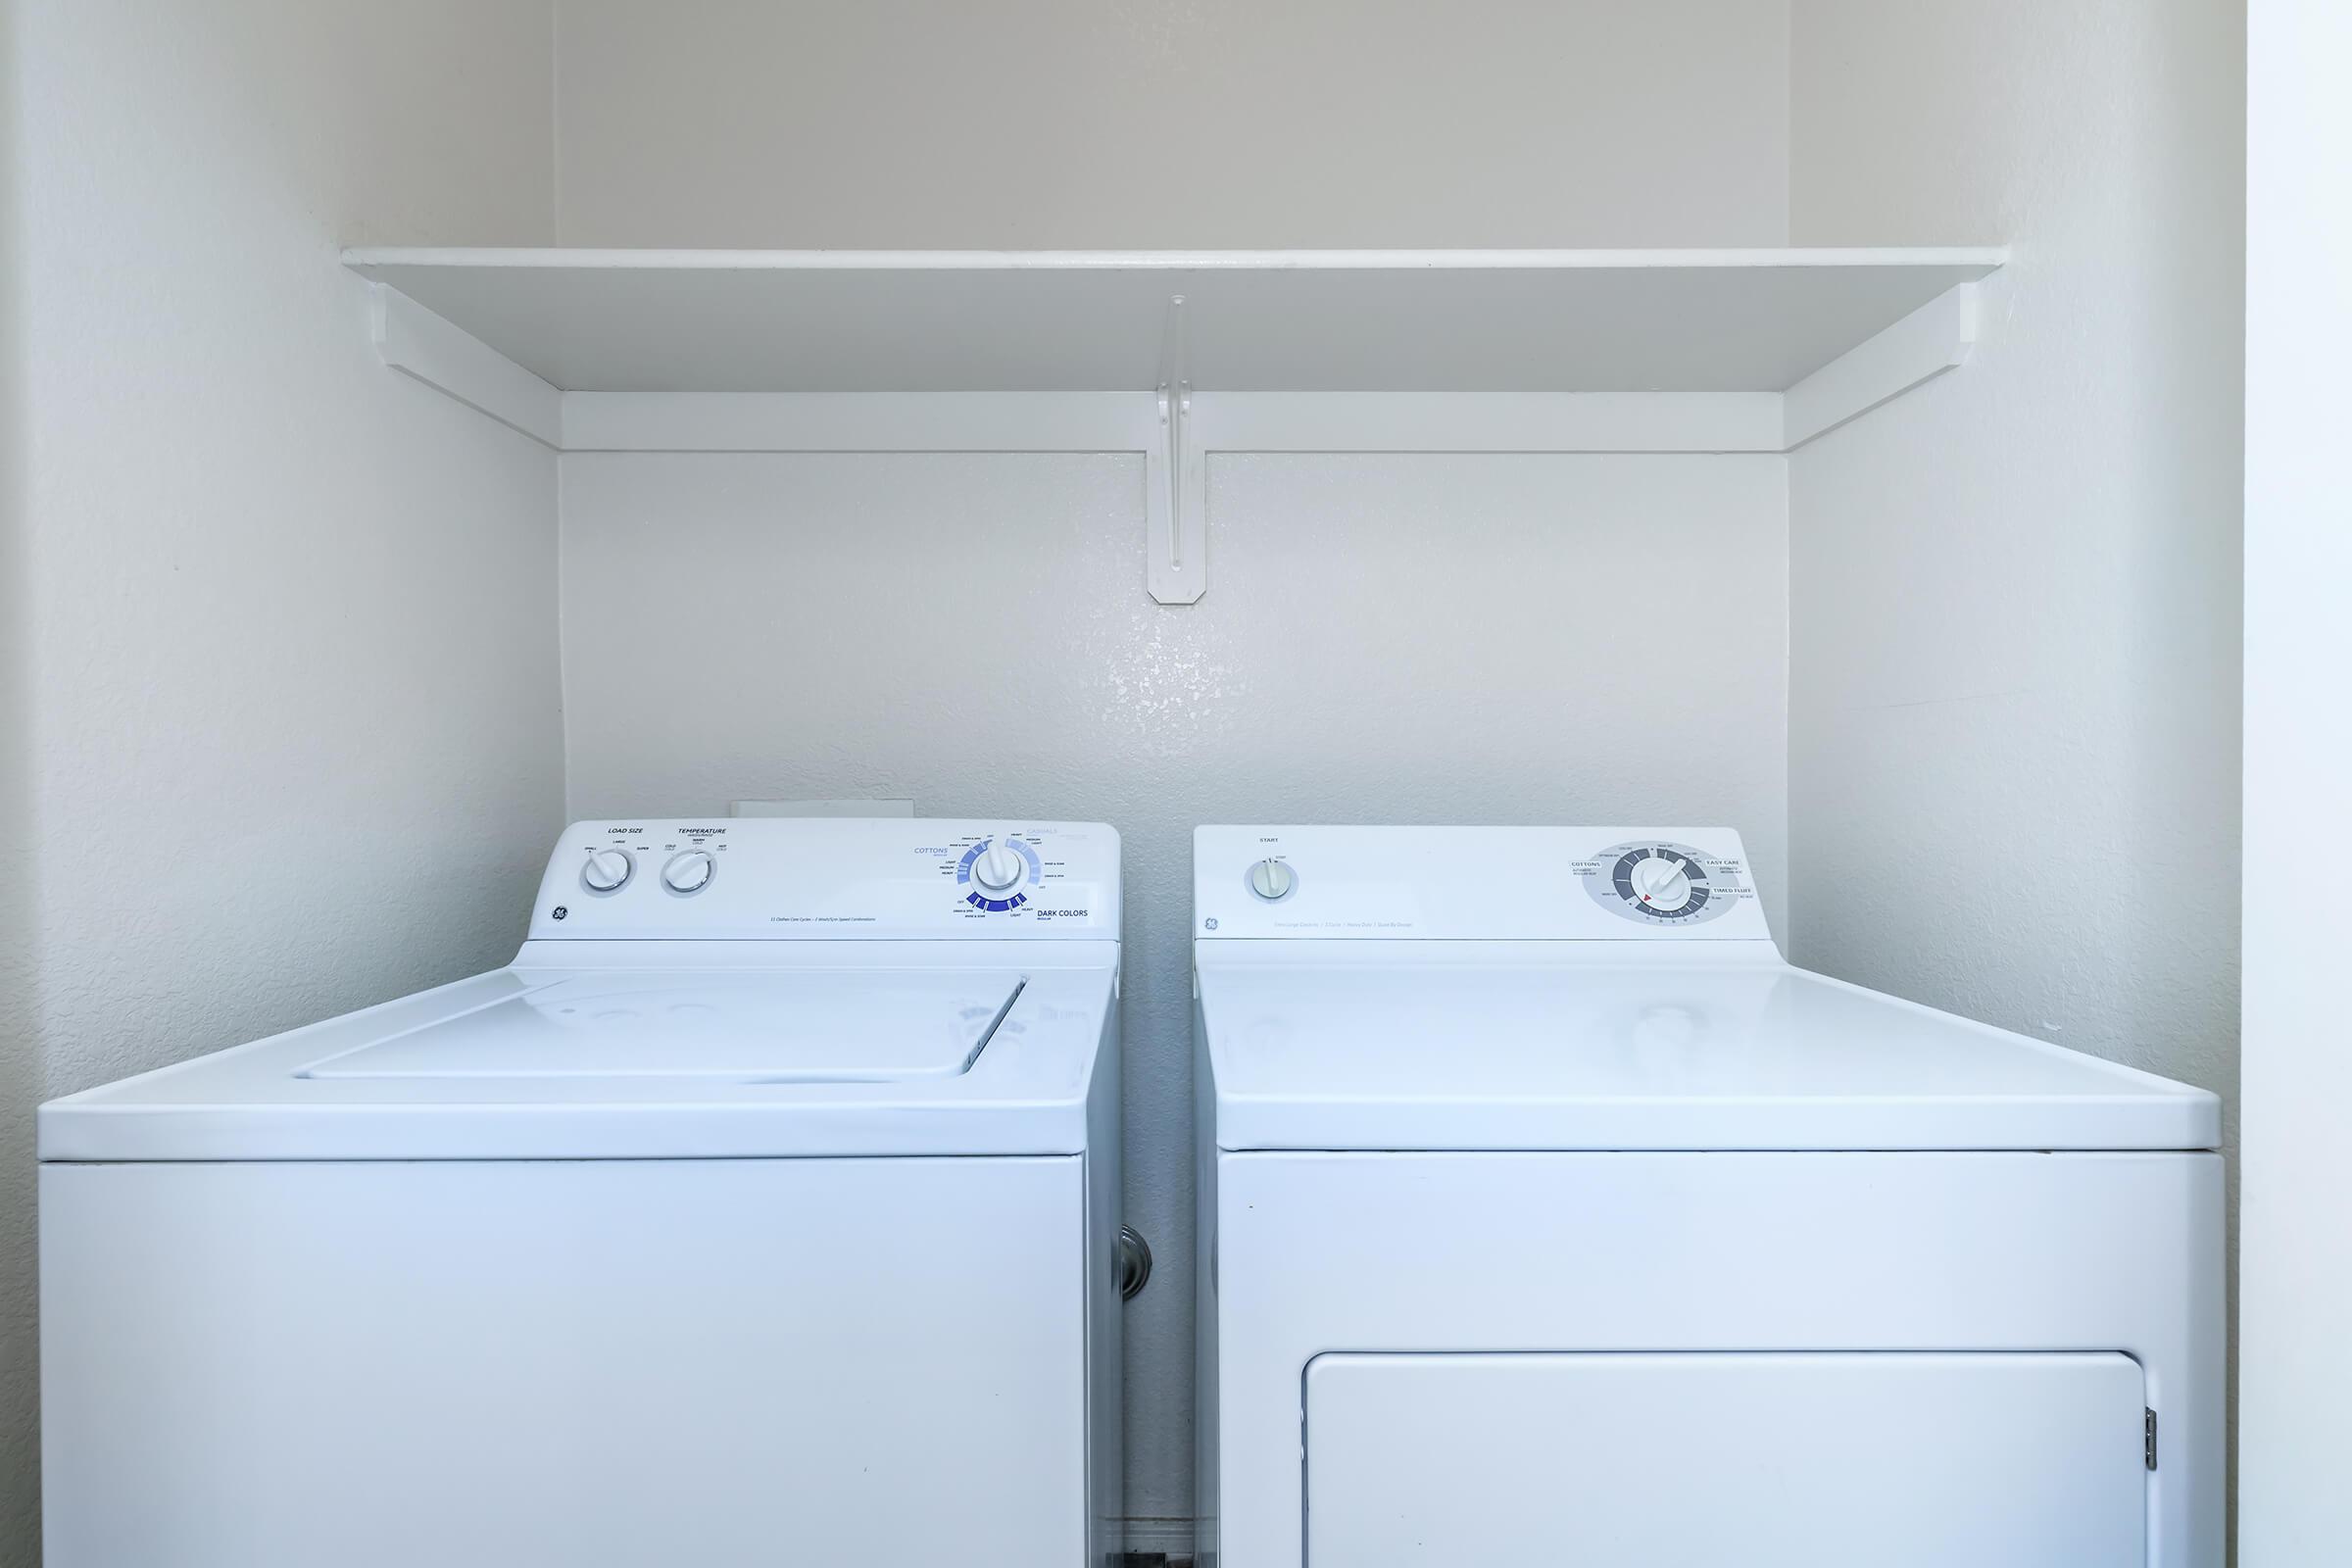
[1193,827,2218,1152]
[44,945,1114,1161]
[42,819,1122,1162]
[301,970,1023,1082]
[1198,950,2217,1152]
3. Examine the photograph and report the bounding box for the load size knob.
[971,839,1028,895]
[662,851,715,894]
[580,848,634,893]
[1249,858,1295,901]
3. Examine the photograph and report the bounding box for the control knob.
[662,851,715,894]
[1249,858,1295,901]
[971,837,1028,895]
[1628,854,1692,910]
[581,848,634,893]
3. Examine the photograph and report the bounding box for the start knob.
[1249,858,1295,901]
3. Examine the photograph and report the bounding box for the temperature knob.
[1248,858,1296,901]
[971,838,1028,895]
[580,848,634,893]
[662,851,715,894]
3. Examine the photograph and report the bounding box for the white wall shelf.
[342,247,2006,601]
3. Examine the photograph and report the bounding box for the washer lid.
[302,972,1021,1083]
[38,943,1116,1162]
[1198,956,2220,1152]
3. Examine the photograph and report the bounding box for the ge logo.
[552,906,568,920]
[1203,917,1218,931]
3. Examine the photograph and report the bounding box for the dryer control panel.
[1195,825,1771,943]
[531,818,1120,941]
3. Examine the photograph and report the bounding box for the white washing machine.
[1193,825,2224,1568]
[41,817,1124,1568]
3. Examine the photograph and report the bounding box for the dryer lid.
[1198,957,2220,1152]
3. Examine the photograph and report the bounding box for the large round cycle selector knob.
[1628,855,1691,909]
[580,848,634,893]
[1587,839,1738,926]
[1248,858,1296,901]
[662,851,715,895]
[971,839,1028,895]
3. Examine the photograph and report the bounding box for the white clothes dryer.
[1193,824,2222,1568]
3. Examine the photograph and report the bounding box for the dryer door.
[1304,1350,2147,1567]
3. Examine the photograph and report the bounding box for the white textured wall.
[2239,0,2352,1556]
[1786,0,2243,1520]
[558,450,1790,1531]
[552,0,1790,248]
[0,4,33,1558]
[5,6,565,1561]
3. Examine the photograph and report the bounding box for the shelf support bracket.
[1147,296,1205,604]
[1782,281,1982,450]
[368,284,563,449]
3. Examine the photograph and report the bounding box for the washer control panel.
[1195,825,1769,942]
[533,818,1120,941]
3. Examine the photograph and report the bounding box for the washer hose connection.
[1117,1225,1152,1301]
